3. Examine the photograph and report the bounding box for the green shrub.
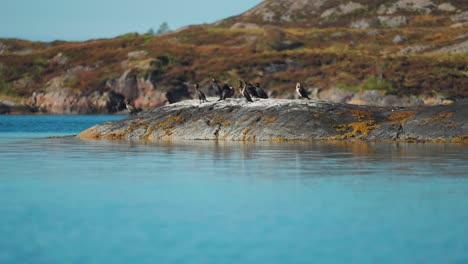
[0,79,17,96]
[64,76,79,87]
[118,32,139,40]
[336,81,359,91]
[32,57,48,75]
[361,75,394,92]
[143,34,154,43]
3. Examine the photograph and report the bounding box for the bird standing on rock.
[221,84,235,100]
[211,78,224,101]
[246,82,259,98]
[239,81,253,103]
[165,92,176,104]
[296,82,311,99]
[194,83,207,104]
[125,99,139,115]
[254,83,268,99]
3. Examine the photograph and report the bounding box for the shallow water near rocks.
[1,115,468,263]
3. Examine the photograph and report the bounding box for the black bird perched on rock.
[221,84,235,100]
[246,82,259,98]
[211,78,223,101]
[296,82,310,99]
[254,83,268,99]
[239,81,253,103]
[125,99,139,115]
[165,91,176,104]
[194,83,207,104]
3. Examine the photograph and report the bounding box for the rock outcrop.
[77,98,468,143]
[18,62,190,114]
[0,100,34,114]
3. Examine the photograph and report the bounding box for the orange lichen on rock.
[241,127,252,141]
[422,112,454,125]
[127,120,148,132]
[140,115,184,140]
[210,115,226,126]
[77,128,101,139]
[271,137,287,142]
[335,121,381,139]
[156,115,185,127]
[104,131,126,140]
[265,116,278,123]
[223,120,232,127]
[452,135,468,144]
[163,125,175,136]
[351,109,374,121]
[387,110,416,124]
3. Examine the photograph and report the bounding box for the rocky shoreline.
[1,84,455,115]
[77,98,467,143]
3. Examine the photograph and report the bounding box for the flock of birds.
[125,78,311,115]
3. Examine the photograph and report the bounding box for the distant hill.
[221,0,468,28]
[0,0,467,114]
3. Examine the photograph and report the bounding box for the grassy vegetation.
[0,79,16,97]
[0,65,18,99]
[0,25,467,101]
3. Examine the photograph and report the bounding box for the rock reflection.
[7,136,466,179]
[75,138,468,163]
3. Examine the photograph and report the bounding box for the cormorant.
[31,92,37,107]
[211,78,223,101]
[165,91,176,104]
[125,99,139,115]
[194,83,207,104]
[254,83,268,99]
[239,81,253,103]
[221,84,235,100]
[296,82,310,99]
[246,82,259,98]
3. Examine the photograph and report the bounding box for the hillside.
[0,0,467,114]
[221,0,468,28]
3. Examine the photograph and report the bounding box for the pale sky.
[0,0,263,41]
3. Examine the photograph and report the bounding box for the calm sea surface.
[0,115,467,264]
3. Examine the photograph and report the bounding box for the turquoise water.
[1,115,468,264]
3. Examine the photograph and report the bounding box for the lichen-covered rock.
[451,11,468,22]
[438,3,457,12]
[432,40,468,54]
[393,34,406,44]
[350,20,371,29]
[77,98,468,143]
[127,50,148,60]
[378,16,408,28]
[321,2,367,19]
[50,52,68,66]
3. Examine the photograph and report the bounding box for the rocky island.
[78,98,467,143]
